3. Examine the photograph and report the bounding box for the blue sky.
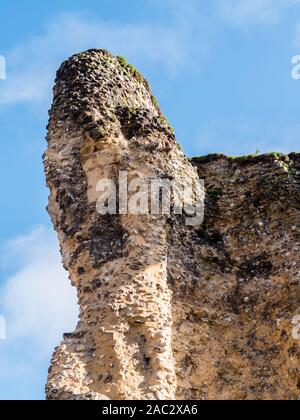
[0,0,299,400]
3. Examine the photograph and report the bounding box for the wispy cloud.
[0,226,78,351]
[2,2,299,108]
[0,226,78,399]
[293,20,300,47]
[214,0,300,27]
[192,117,300,156]
[0,11,208,108]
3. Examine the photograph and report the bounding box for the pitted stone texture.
[45,49,196,400]
[45,50,299,400]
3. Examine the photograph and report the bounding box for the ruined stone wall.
[172,153,300,399]
[44,50,299,400]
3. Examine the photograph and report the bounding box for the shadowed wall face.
[45,50,300,400]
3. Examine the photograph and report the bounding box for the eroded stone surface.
[44,50,299,400]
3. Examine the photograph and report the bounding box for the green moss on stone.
[207,186,223,197]
[161,115,175,135]
[191,152,291,168]
[151,95,159,108]
[116,56,144,84]
[191,154,227,164]
[116,55,128,67]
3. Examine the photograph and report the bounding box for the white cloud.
[0,226,78,351]
[214,0,300,27]
[191,118,300,156]
[3,2,298,108]
[293,21,300,47]
[0,226,78,398]
[192,117,265,156]
[0,12,207,107]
